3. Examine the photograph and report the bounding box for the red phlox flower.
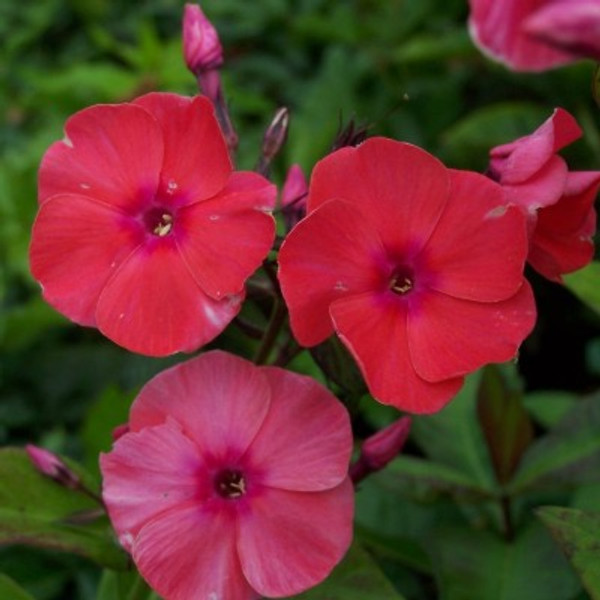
[100,350,354,600]
[487,108,600,282]
[30,93,276,356]
[278,138,536,414]
[468,0,600,71]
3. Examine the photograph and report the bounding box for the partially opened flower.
[101,351,353,600]
[468,0,600,71]
[278,138,536,413]
[487,108,600,281]
[30,93,276,356]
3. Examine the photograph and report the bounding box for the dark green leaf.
[0,573,35,600]
[0,448,128,570]
[537,507,600,599]
[293,541,407,599]
[477,365,534,485]
[523,391,578,429]
[564,262,600,317]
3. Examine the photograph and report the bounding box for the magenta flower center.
[214,469,246,499]
[389,268,414,295]
[144,207,174,237]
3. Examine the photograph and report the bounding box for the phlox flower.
[30,93,276,356]
[468,0,600,71]
[278,138,536,414]
[487,108,600,282]
[100,350,354,600]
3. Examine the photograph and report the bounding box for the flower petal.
[100,419,207,551]
[95,240,241,356]
[177,173,276,299]
[29,194,142,326]
[129,351,271,462]
[408,283,536,382]
[39,103,163,211]
[278,199,386,347]
[423,170,529,302]
[237,479,354,598]
[330,291,463,413]
[529,171,600,281]
[134,501,257,600]
[308,138,449,256]
[133,93,231,205]
[248,367,352,491]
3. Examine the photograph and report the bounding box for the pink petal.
[423,170,528,302]
[133,93,231,205]
[29,194,142,326]
[468,0,576,71]
[524,1,600,62]
[100,419,207,551]
[529,171,600,281]
[237,479,354,598]
[176,174,276,299]
[408,283,537,382]
[500,155,568,210]
[330,291,464,414]
[39,103,163,211]
[129,351,271,462]
[307,138,449,256]
[95,240,241,356]
[248,367,352,491]
[134,501,258,600]
[278,199,387,347]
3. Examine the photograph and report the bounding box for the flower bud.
[362,416,411,470]
[183,3,223,76]
[281,164,308,210]
[26,444,80,489]
[262,107,290,163]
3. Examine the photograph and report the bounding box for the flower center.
[144,208,174,237]
[389,269,414,295]
[214,469,246,499]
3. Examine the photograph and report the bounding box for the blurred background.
[1,1,599,598]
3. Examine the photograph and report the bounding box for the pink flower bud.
[361,416,411,470]
[111,423,130,441]
[26,444,79,489]
[182,3,223,75]
[281,164,308,209]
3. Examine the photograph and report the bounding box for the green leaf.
[564,262,600,316]
[430,522,580,600]
[523,391,578,429]
[410,371,496,491]
[293,541,407,599]
[0,448,128,570]
[509,393,600,493]
[0,574,35,600]
[537,507,600,599]
[477,365,534,485]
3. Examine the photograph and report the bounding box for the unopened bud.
[332,117,369,151]
[281,164,308,229]
[262,107,290,162]
[26,444,80,490]
[183,3,223,76]
[111,423,130,442]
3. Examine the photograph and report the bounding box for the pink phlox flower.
[487,108,599,282]
[278,138,536,414]
[30,92,276,356]
[100,350,354,600]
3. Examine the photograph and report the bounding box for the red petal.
[330,291,463,413]
[423,170,528,302]
[408,283,536,382]
[129,351,271,462]
[307,138,449,256]
[133,93,231,205]
[278,199,387,347]
[95,240,241,356]
[237,479,354,598]
[29,194,142,326]
[529,171,600,281]
[39,103,163,211]
[177,174,276,299]
[248,367,352,491]
[134,502,257,600]
[100,420,207,552]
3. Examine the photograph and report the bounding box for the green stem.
[253,298,287,365]
[126,572,152,600]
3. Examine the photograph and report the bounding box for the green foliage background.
[1,1,600,599]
